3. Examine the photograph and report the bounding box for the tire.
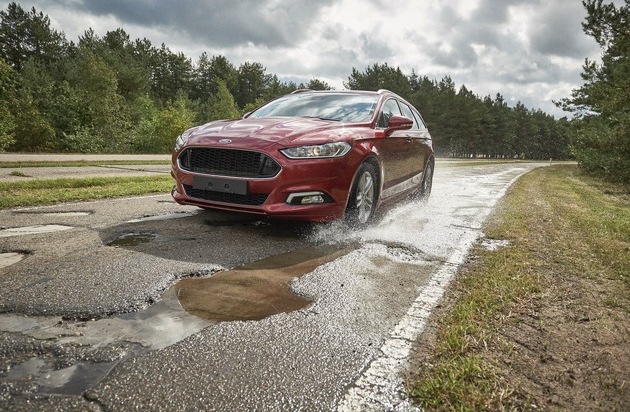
[345,162,379,226]
[417,160,434,202]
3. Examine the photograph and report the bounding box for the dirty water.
[175,245,354,321]
[106,232,156,247]
[0,287,211,395]
[6,357,118,396]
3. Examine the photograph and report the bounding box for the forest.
[0,2,586,161]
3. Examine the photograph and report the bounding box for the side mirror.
[385,115,413,136]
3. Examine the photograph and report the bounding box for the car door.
[398,101,431,181]
[377,98,427,199]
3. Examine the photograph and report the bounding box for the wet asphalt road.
[0,161,545,411]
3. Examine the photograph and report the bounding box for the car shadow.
[97,208,319,268]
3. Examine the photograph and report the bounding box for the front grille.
[179,147,281,178]
[184,185,269,206]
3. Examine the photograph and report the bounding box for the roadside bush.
[135,97,195,153]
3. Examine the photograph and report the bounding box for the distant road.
[0,154,172,181]
[0,154,171,162]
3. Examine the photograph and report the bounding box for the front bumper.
[171,146,361,222]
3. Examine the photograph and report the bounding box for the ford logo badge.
[218,139,232,144]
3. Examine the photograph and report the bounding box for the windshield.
[248,93,378,123]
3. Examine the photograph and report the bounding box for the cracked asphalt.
[0,161,545,411]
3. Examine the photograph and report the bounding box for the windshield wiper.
[299,115,341,122]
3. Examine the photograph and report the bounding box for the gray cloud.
[528,1,594,58]
[360,33,393,61]
[430,41,478,68]
[309,47,360,78]
[496,58,567,85]
[471,0,532,24]
[75,0,333,48]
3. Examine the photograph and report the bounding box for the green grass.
[407,165,630,411]
[0,175,174,209]
[0,160,169,168]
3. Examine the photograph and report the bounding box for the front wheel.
[345,162,379,226]
[411,160,435,203]
[417,160,434,202]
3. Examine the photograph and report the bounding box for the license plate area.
[192,176,248,195]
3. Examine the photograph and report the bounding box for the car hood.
[184,117,358,148]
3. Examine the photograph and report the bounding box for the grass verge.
[0,175,174,209]
[406,165,629,411]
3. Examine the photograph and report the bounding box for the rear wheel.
[345,162,379,225]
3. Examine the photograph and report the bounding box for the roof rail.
[291,89,312,94]
[377,89,394,95]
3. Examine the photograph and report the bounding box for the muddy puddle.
[174,245,354,321]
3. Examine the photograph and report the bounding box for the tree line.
[0,2,571,160]
[347,65,571,160]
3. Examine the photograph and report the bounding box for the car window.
[249,93,378,123]
[399,101,420,130]
[411,108,428,131]
[377,99,402,128]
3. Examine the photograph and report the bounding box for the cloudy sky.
[2,0,607,117]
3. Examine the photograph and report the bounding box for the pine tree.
[558,0,630,182]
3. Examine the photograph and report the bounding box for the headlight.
[281,142,351,159]
[174,133,189,151]
[175,128,198,151]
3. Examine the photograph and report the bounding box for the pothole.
[381,241,442,264]
[175,245,353,322]
[0,245,353,395]
[106,233,156,247]
[0,251,28,269]
[0,225,74,238]
[0,285,213,395]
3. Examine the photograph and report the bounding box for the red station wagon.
[171,89,434,225]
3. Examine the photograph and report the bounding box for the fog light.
[301,195,324,204]
[286,191,331,205]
